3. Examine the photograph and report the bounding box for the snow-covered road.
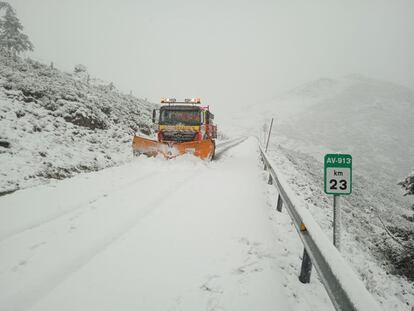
[0,138,332,311]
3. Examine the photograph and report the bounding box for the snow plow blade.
[132,135,215,160]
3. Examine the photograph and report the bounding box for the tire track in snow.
[0,171,157,243]
[215,136,248,160]
[1,169,203,311]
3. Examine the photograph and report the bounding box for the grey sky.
[8,0,414,115]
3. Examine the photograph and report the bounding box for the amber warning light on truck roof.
[161,98,201,104]
[185,98,201,103]
[160,97,176,103]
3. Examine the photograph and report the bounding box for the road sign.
[324,154,352,195]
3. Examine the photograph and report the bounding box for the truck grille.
[162,131,197,142]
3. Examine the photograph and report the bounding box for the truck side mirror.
[152,109,156,123]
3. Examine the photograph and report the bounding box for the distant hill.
[0,54,155,194]
[266,75,414,180]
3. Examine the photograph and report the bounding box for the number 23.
[330,179,347,190]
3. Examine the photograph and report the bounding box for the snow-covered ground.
[1,52,411,310]
[0,54,155,194]
[0,138,333,311]
[227,75,414,310]
[264,145,414,310]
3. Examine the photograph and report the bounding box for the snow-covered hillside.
[244,75,414,309]
[276,75,414,179]
[0,54,155,194]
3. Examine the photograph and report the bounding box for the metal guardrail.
[259,145,381,311]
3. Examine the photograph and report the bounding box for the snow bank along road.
[0,137,332,311]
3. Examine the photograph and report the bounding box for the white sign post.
[324,154,352,250]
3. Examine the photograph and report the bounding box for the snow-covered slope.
[276,75,414,179]
[0,54,155,194]
[241,75,414,309]
[266,76,414,231]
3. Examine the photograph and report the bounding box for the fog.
[8,0,414,115]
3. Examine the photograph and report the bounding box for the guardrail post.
[276,194,283,212]
[299,248,312,284]
[267,173,273,185]
[261,155,267,171]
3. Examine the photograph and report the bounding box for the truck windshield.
[159,109,200,126]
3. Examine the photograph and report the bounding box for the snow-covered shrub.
[61,101,109,130]
[399,169,414,196]
[74,64,87,74]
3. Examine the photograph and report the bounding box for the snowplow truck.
[132,98,217,160]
